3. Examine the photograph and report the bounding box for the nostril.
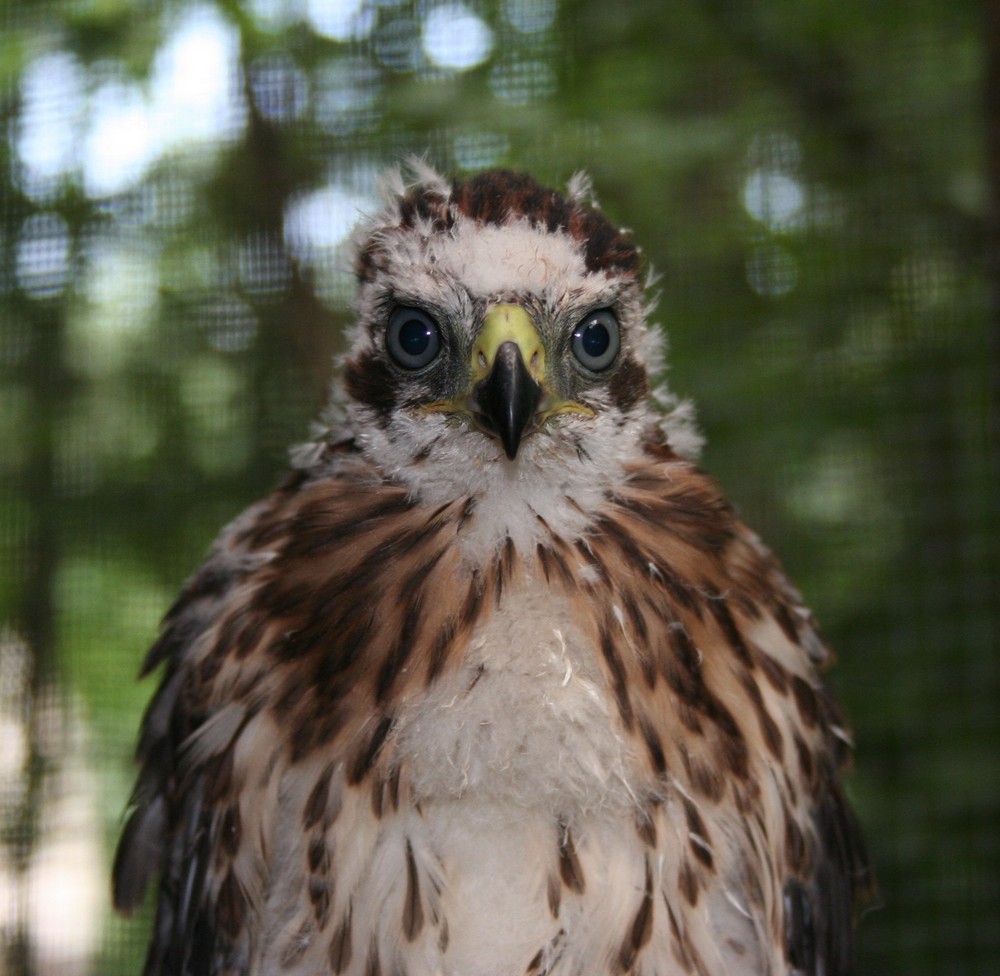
[478,351,487,369]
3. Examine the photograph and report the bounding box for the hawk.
[113,165,870,976]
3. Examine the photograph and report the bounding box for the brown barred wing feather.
[112,479,320,975]
[113,457,494,976]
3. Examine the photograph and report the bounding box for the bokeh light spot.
[746,243,798,298]
[422,4,493,71]
[16,213,71,299]
[307,0,376,41]
[743,169,805,232]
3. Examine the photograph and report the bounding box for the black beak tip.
[500,434,520,461]
[474,341,542,461]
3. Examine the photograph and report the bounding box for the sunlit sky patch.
[422,4,493,71]
[23,705,106,972]
[283,172,380,307]
[82,80,155,199]
[307,0,377,41]
[18,3,243,200]
[150,4,244,144]
[16,1,502,201]
[742,131,807,233]
[742,169,806,232]
[16,51,86,199]
[283,182,379,259]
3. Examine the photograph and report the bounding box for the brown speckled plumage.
[114,167,870,976]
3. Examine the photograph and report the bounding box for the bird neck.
[339,404,664,566]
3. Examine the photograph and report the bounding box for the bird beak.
[419,303,595,457]
[469,305,545,460]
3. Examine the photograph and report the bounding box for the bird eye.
[386,307,442,370]
[571,310,620,371]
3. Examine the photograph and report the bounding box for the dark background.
[1,0,997,973]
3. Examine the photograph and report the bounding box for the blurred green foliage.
[0,0,997,973]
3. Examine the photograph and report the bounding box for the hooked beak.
[420,303,595,458]
[470,305,544,460]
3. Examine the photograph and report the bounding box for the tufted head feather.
[354,165,640,283]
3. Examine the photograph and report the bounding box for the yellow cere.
[420,303,595,421]
[472,304,546,382]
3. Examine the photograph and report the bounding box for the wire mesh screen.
[1,0,997,973]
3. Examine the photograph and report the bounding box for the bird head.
[334,165,699,510]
